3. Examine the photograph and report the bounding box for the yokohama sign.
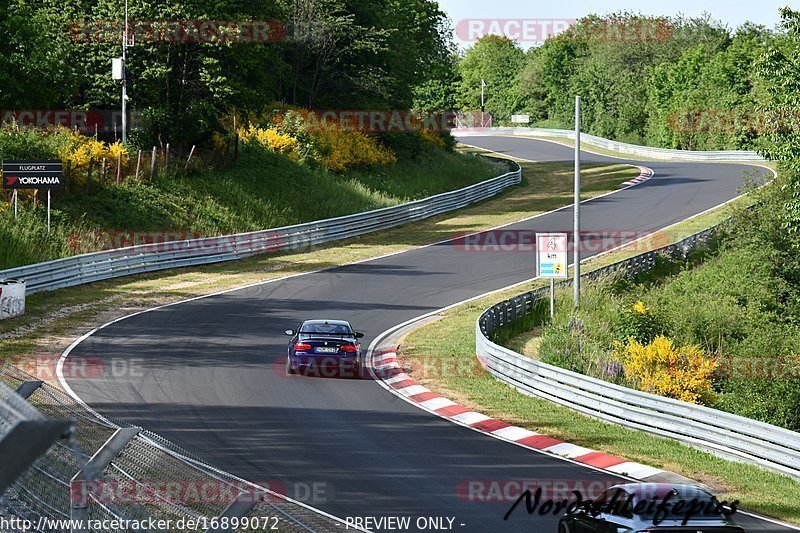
[2,160,64,190]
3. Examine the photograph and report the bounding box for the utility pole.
[481,79,486,127]
[121,0,131,143]
[574,96,581,308]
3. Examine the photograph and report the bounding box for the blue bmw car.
[285,319,364,377]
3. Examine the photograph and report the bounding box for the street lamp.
[481,79,487,127]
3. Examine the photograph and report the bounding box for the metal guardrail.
[454,127,767,162]
[0,158,521,294]
[476,228,800,480]
[0,365,348,532]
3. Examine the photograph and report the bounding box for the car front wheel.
[285,357,295,375]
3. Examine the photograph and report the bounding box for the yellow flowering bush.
[311,126,397,172]
[419,128,446,149]
[614,299,662,344]
[615,335,717,404]
[56,131,129,187]
[238,125,298,154]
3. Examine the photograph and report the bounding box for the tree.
[457,35,525,122]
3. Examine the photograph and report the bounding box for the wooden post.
[86,158,94,192]
[116,152,122,184]
[65,160,71,192]
[135,150,142,180]
[165,143,170,168]
[234,133,239,161]
[33,190,38,209]
[101,158,107,183]
[185,145,196,170]
[149,146,156,180]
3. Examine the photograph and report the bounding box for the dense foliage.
[0,0,456,147]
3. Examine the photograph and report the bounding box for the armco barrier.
[0,158,520,294]
[0,364,350,532]
[454,127,767,162]
[476,227,800,480]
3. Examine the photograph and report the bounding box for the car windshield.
[300,323,352,335]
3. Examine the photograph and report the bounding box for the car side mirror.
[285,329,294,336]
[354,332,365,338]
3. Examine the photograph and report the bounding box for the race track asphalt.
[65,136,789,532]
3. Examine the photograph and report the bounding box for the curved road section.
[64,137,787,531]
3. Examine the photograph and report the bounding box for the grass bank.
[0,148,503,270]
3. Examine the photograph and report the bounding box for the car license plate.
[316,347,338,353]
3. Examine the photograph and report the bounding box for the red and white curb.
[621,166,654,187]
[371,345,665,482]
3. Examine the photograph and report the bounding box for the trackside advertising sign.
[2,160,64,190]
[536,233,568,278]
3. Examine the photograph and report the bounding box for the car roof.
[302,319,352,327]
[608,483,712,501]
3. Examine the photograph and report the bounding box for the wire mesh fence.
[0,365,347,532]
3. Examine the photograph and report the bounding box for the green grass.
[0,148,504,270]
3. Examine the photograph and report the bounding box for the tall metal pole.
[573,96,581,308]
[481,79,486,127]
[121,0,128,143]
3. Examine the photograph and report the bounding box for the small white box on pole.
[112,57,124,81]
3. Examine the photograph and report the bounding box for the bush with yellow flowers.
[238,125,298,155]
[57,131,129,188]
[614,335,717,404]
[311,125,397,172]
[614,300,663,344]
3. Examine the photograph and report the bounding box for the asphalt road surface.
[65,136,789,532]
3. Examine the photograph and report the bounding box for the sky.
[437,0,796,50]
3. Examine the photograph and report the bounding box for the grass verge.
[0,148,503,270]
[399,191,800,525]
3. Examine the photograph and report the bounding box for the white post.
[574,95,581,308]
[47,190,51,234]
[13,190,17,220]
[550,278,555,319]
[481,79,486,127]
[121,0,129,143]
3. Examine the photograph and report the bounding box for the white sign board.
[0,280,25,320]
[536,233,568,279]
[511,114,530,124]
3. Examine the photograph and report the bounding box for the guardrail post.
[204,491,262,533]
[14,380,43,399]
[70,427,140,532]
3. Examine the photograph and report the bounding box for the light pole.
[121,0,131,143]
[574,95,581,308]
[480,79,486,127]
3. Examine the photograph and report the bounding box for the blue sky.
[437,0,794,49]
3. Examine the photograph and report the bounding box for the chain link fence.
[0,365,352,532]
